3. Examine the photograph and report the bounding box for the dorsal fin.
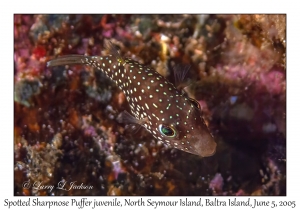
[104,40,124,63]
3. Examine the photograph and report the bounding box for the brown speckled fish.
[47,41,216,157]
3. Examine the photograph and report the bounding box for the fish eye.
[158,124,176,137]
[189,97,201,109]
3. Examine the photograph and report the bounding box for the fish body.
[47,43,216,157]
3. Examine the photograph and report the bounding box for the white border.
[1,0,299,209]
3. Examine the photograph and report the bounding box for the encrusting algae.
[47,41,216,157]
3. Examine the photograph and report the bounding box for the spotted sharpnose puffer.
[47,42,217,157]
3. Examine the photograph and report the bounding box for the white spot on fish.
[145,103,150,110]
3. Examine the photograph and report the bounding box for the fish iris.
[159,124,176,137]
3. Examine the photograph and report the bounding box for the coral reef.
[14,14,286,195]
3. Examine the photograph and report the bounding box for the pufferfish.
[47,41,216,157]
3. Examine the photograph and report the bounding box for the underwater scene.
[14,14,286,196]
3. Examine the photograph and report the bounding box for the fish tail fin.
[47,55,88,67]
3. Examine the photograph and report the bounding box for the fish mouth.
[191,133,217,157]
[200,141,217,157]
